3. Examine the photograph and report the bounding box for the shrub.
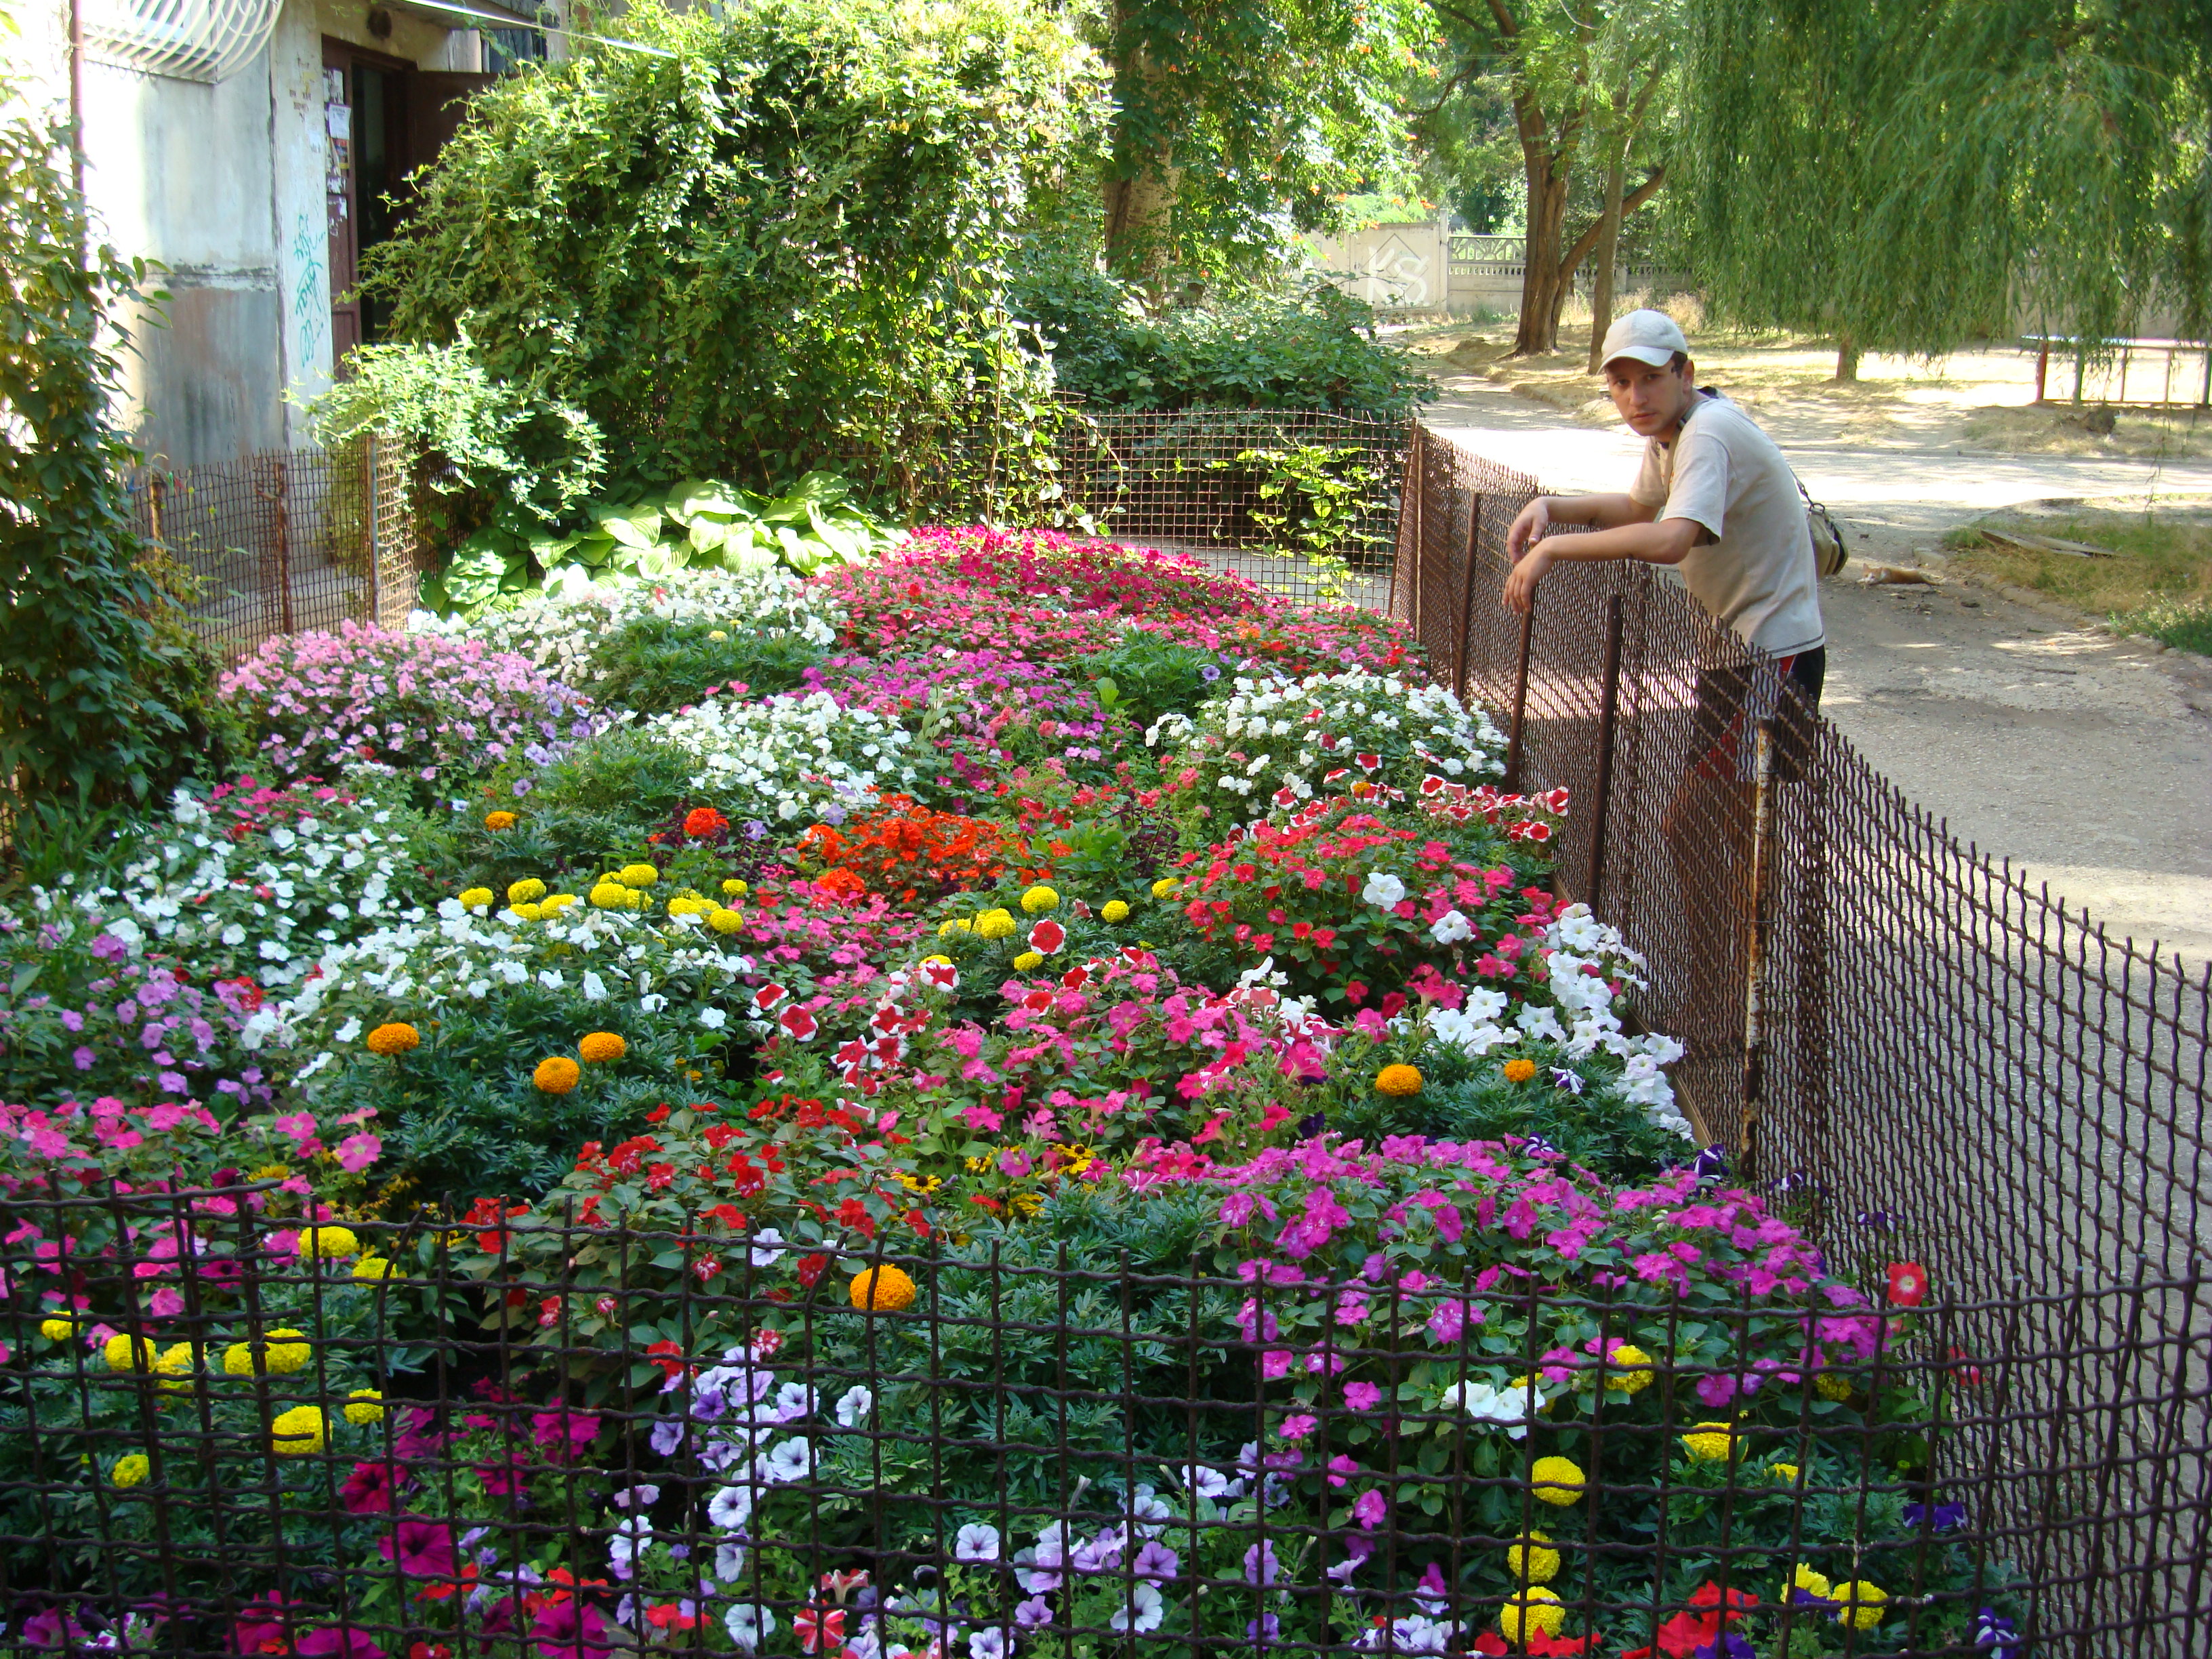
[641,691,922,828]
[218,623,598,800]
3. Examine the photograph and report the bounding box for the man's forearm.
[1536,493,1652,531]
[1542,516,1697,565]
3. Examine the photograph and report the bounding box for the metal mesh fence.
[9,1189,2196,1658]
[1053,411,1407,611]
[127,438,421,659]
[1393,422,2212,1655]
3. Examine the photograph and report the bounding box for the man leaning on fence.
[1500,308,1828,1059]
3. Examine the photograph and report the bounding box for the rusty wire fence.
[1390,422,2212,1656]
[0,1190,2129,1658]
[127,438,421,659]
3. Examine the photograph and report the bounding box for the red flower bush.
[794,795,1036,906]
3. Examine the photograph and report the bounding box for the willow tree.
[1684,0,2212,380]
[1098,0,1411,283]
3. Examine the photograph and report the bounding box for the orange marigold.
[1502,1057,1540,1084]
[1376,1063,1424,1097]
[365,1023,420,1056]
[848,1265,918,1313]
[533,1057,582,1094]
[484,811,518,830]
[578,1031,628,1065]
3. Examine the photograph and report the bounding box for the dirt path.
[1420,377,2212,970]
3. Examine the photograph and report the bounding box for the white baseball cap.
[1599,308,1689,369]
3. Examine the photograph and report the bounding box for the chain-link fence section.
[1393,422,2212,1656]
[127,438,420,659]
[7,1190,2196,1658]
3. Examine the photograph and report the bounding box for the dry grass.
[1944,506,2212,655]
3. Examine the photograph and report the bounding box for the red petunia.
[1886,1261,1929,1307]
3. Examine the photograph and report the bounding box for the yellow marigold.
[103,1332,155,1372]
[542,893,579,914]
[344,1388,385,1426]
[1681,1421,1738,1462]
[1151,878,1180,898]
[352,1256,393,1283]
[458,886,494,910]
[1376,1063,1423,1097]
[1012,951,1045,971]
[937,918,970,937]
[619,863,659,888]
[1814,1372,1854,1401]
[1502,1057,1540,1084]
[708,629,728,642]
[1499,1586,1564,1645]
[1506,1529,1559,1584]
[365,1023,420,1057]
[298,1225,359,1260]
[1788,1564,1832,1601]
[269,1405,328,1457]
[589,882,632,909]
[39,1316,75,1341]
[666,895,710,918]
[508,878,548,905]
[483,811,518,830]
[512,903,542,921]
[533,1057,582,1094]
[1832,1581,1888,1631]
[1529,1455,1585,1507]
[224,1329,310,1377]
[709,907,745,934]
[1020,885,1060,914]
[1010,1192,1044,1218]
[1603,1342,1656,1393]
[578,1031,628,1065]
[1101,900,1130,923]
[110,1454,152,1489]
[155,1342,197,1379]
[722,878,748,897]
[849,1265,918,1313]
[249,1162,291,1183]
[974,909,1017,941]
[1770,1461,1803,1486]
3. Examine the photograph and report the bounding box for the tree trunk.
[1101,167,1177,289]
[1513,138,1572,355]
[1834,332,1860,382]
[1584,144,1627,372]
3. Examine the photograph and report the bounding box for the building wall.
[34,0,484,466]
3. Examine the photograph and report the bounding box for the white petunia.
[699,1006,729,1030]
[1439,1379,1541,1439]
[1429,908,1475,945]
[708,1484,756,1530]
[954,1523,1001,1563]
[726,1604,776,1651]
[749,1228,786,1268]
[1109,1582,1164,1634]
[834,1385,874,1428]
[1361,872,1406,908]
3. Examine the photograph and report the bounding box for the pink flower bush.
[218,621,598,787]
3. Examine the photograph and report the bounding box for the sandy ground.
[1416,358,2212,972]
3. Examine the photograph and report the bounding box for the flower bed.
[0,531,2020,1657]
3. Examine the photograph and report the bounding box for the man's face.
[1603,356,1695,437]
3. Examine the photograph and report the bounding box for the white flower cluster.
[278,897,755,1075]
[415,567,841,689]
[1148,671,1504,822]
[24,792,422,998]
[1422,904,1689,1138]
[646,691,919,824]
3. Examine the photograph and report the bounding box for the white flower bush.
[1422,904,1691,1139]
[644,690,920,825]
[1149,670,1504,825]
[415,567,842,689]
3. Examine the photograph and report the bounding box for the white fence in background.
[1304,222,1689,317]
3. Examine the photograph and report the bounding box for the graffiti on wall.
[289,205,327,367]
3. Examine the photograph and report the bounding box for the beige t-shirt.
[1630,394,1826,657]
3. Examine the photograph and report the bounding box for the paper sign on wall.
[326,104,351,140]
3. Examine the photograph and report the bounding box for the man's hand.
[1505,496,1553,563]
[1502,545,1551,615]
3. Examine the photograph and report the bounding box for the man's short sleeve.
[1661,428,1729,539]
[1629,438,1668,508]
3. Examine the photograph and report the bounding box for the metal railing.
[127,437,421,659]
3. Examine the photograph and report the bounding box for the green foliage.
[590,615,829,718]
[1078,634,1231,734]
[1216,441,1393,597]
[1015,247,1431,414]
[0,79,194,812]
[1683,0,2212,357]
[430,471,904,614]
[366,0,1092,520]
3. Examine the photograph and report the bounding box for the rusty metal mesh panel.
[1400,424,2212,1653]
[127,440,419,659]
[6,1191,2207,1656]
[1051,410,1407,609]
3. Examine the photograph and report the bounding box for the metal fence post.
[1739,718,1778,1181]
[1584,592,1626,914]
[1452,489,1483,699]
